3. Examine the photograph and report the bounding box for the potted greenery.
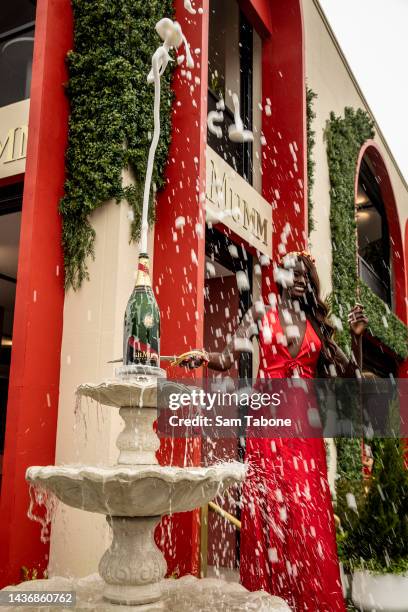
[334,438,367,600]
[342,437,408,611]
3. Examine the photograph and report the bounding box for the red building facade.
[0,0,407,587]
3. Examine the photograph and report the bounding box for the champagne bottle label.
[126,339,159,364]
[123,254,160,366]
[138,262,149,277]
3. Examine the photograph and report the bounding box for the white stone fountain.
[2,365,290,611]
[29,366,248,607]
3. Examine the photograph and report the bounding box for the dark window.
[0,183,23,474]
[0,1,36,107]
[239,12,253,183]
[208,0,254,184]
[357,158,392,306]
[362,337,398,379]
[205,226,253,382]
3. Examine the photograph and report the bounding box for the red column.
[398,225,408,454]
[0,0,71,587]
[259,0,307,300]
[153,0,209,577]
[241,0,307,262]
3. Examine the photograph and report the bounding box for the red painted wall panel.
[262,0,307,258]
[240,0,273,37]
[261,0,307,299]
[0,0,72,587]
[153,0,210,578]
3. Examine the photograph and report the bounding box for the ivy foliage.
[306,87,317,235]
[343,438,408,574]
[336,437,363,482]
[335,437,365,546]
[325,107,408,358]
[60,0,174,290]
[326,109,408,556]
[359,281,408,359]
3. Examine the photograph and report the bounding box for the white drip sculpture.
[228,93,254,143]
[141,18,193,254]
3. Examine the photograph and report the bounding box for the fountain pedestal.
[117,407,159,465]
[99,516,166,606]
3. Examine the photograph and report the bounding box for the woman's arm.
[332,303,369,377]
[207,306,259,370]
[179,304,263,371]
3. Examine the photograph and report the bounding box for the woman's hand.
[171,349,209,369]
[348,303,368,336]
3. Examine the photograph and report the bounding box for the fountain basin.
[76,371,185,409]
[2,574,291,611]
[26,463,246,516]
[77,379,160,409]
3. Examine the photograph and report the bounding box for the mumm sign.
[0,99,29,179]
[205,145,272,256]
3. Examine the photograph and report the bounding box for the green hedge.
[307,87,317,235]
[60,0,174,290]
[359,281,408,359]
[326,108,408,539]
[326,107,408,359]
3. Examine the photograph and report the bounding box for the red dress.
[240,309,345,611]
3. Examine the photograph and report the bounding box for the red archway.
[405,219,408,323]
[403,218,408,377]
[355,141,407,325]
[355,141,408,378]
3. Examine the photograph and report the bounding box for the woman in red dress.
[181,251,367,611]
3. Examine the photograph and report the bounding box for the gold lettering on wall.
[205,147,272,256]
[0,99,30,179]
[0,126,28,164]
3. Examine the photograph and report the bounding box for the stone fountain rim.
[76,379,189,392]
[75,378,193,408]
[26,461,247,485]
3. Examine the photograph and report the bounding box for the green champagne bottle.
[123,253,160,366]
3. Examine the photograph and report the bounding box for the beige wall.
[304,0,408,301]
[49,175,154,577]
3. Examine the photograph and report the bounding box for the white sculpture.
[228,93,254,143]
[142,18,194,254]
[184,0,197,15]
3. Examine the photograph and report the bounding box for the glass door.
[0,182,23,490]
